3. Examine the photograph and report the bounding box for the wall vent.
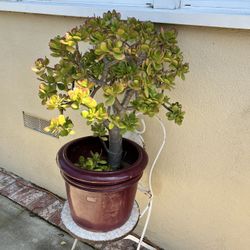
[22,112,58,138]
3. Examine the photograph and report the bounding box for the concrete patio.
[0,195,93,250]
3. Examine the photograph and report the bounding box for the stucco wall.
[0,12,250,249]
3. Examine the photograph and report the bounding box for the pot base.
[61,201,140,242]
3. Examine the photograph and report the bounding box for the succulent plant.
[33,10,189,170]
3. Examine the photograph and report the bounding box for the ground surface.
[0,195,93,250]
[0,167,157,250]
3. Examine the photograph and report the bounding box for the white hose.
[137,115,167,250]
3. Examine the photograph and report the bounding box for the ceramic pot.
[57,136,148,232]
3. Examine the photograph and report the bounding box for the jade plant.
[32,10,189,171]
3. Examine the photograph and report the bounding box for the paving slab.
[0,195,93,250]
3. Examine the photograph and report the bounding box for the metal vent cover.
[23,111,58,138]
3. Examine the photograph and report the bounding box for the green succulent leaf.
[112,53,125,61]
[105,96,115,106]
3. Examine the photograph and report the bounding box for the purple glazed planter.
[57,136,148,232]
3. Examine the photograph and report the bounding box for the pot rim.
[57,136,148,185]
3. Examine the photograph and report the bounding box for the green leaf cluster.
[76,152,111,171]
[108,112,139,134]
[104,82,126,106]
[44,115,74,136]
[166,102,185,125]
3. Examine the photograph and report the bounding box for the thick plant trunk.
[108,127,123,170]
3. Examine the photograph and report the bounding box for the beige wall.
[0,12,250,250]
